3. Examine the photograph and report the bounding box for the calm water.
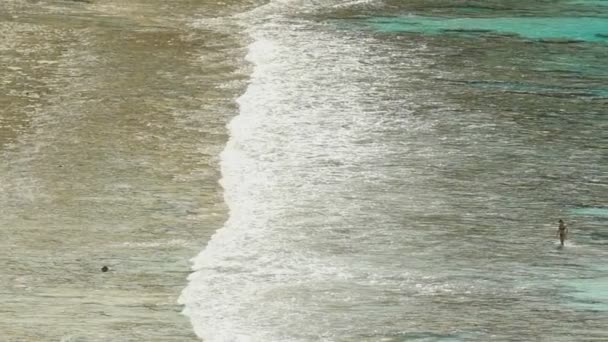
[181,0,608,341]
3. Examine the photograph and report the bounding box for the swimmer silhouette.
[557,219,568,246]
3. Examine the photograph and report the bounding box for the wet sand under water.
[0,0,253,340]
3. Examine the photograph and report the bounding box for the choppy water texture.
[181,0,608,341]
[1,0,255,340]
[2,0,607,341]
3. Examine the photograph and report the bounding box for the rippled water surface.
[1,0,255,340]
[2,0,606,341]
[181,0,607,341]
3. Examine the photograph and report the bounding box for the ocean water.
[1,0,254,340]
[180,0,608,341]
[2,0,606,341]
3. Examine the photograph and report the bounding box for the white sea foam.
[180,0,608,340]
[179,2,430,338]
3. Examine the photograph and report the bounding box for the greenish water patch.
[566,276,608,311]
[568,0,608,6]
[364,16,608,42]
[570,208,608,217]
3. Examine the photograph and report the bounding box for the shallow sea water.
[2,0,606,341]
[181,0,608,341]
[1,0,255,340]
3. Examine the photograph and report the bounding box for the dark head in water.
[101,266,109,272]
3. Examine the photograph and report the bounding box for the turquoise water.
[571,208,608,217]
[364,16,608,42]
[569,0,608,6]
[568,278,608,310]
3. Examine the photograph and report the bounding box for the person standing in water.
[557,219,568,246]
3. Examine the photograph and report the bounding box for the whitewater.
[180,1,608,341]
